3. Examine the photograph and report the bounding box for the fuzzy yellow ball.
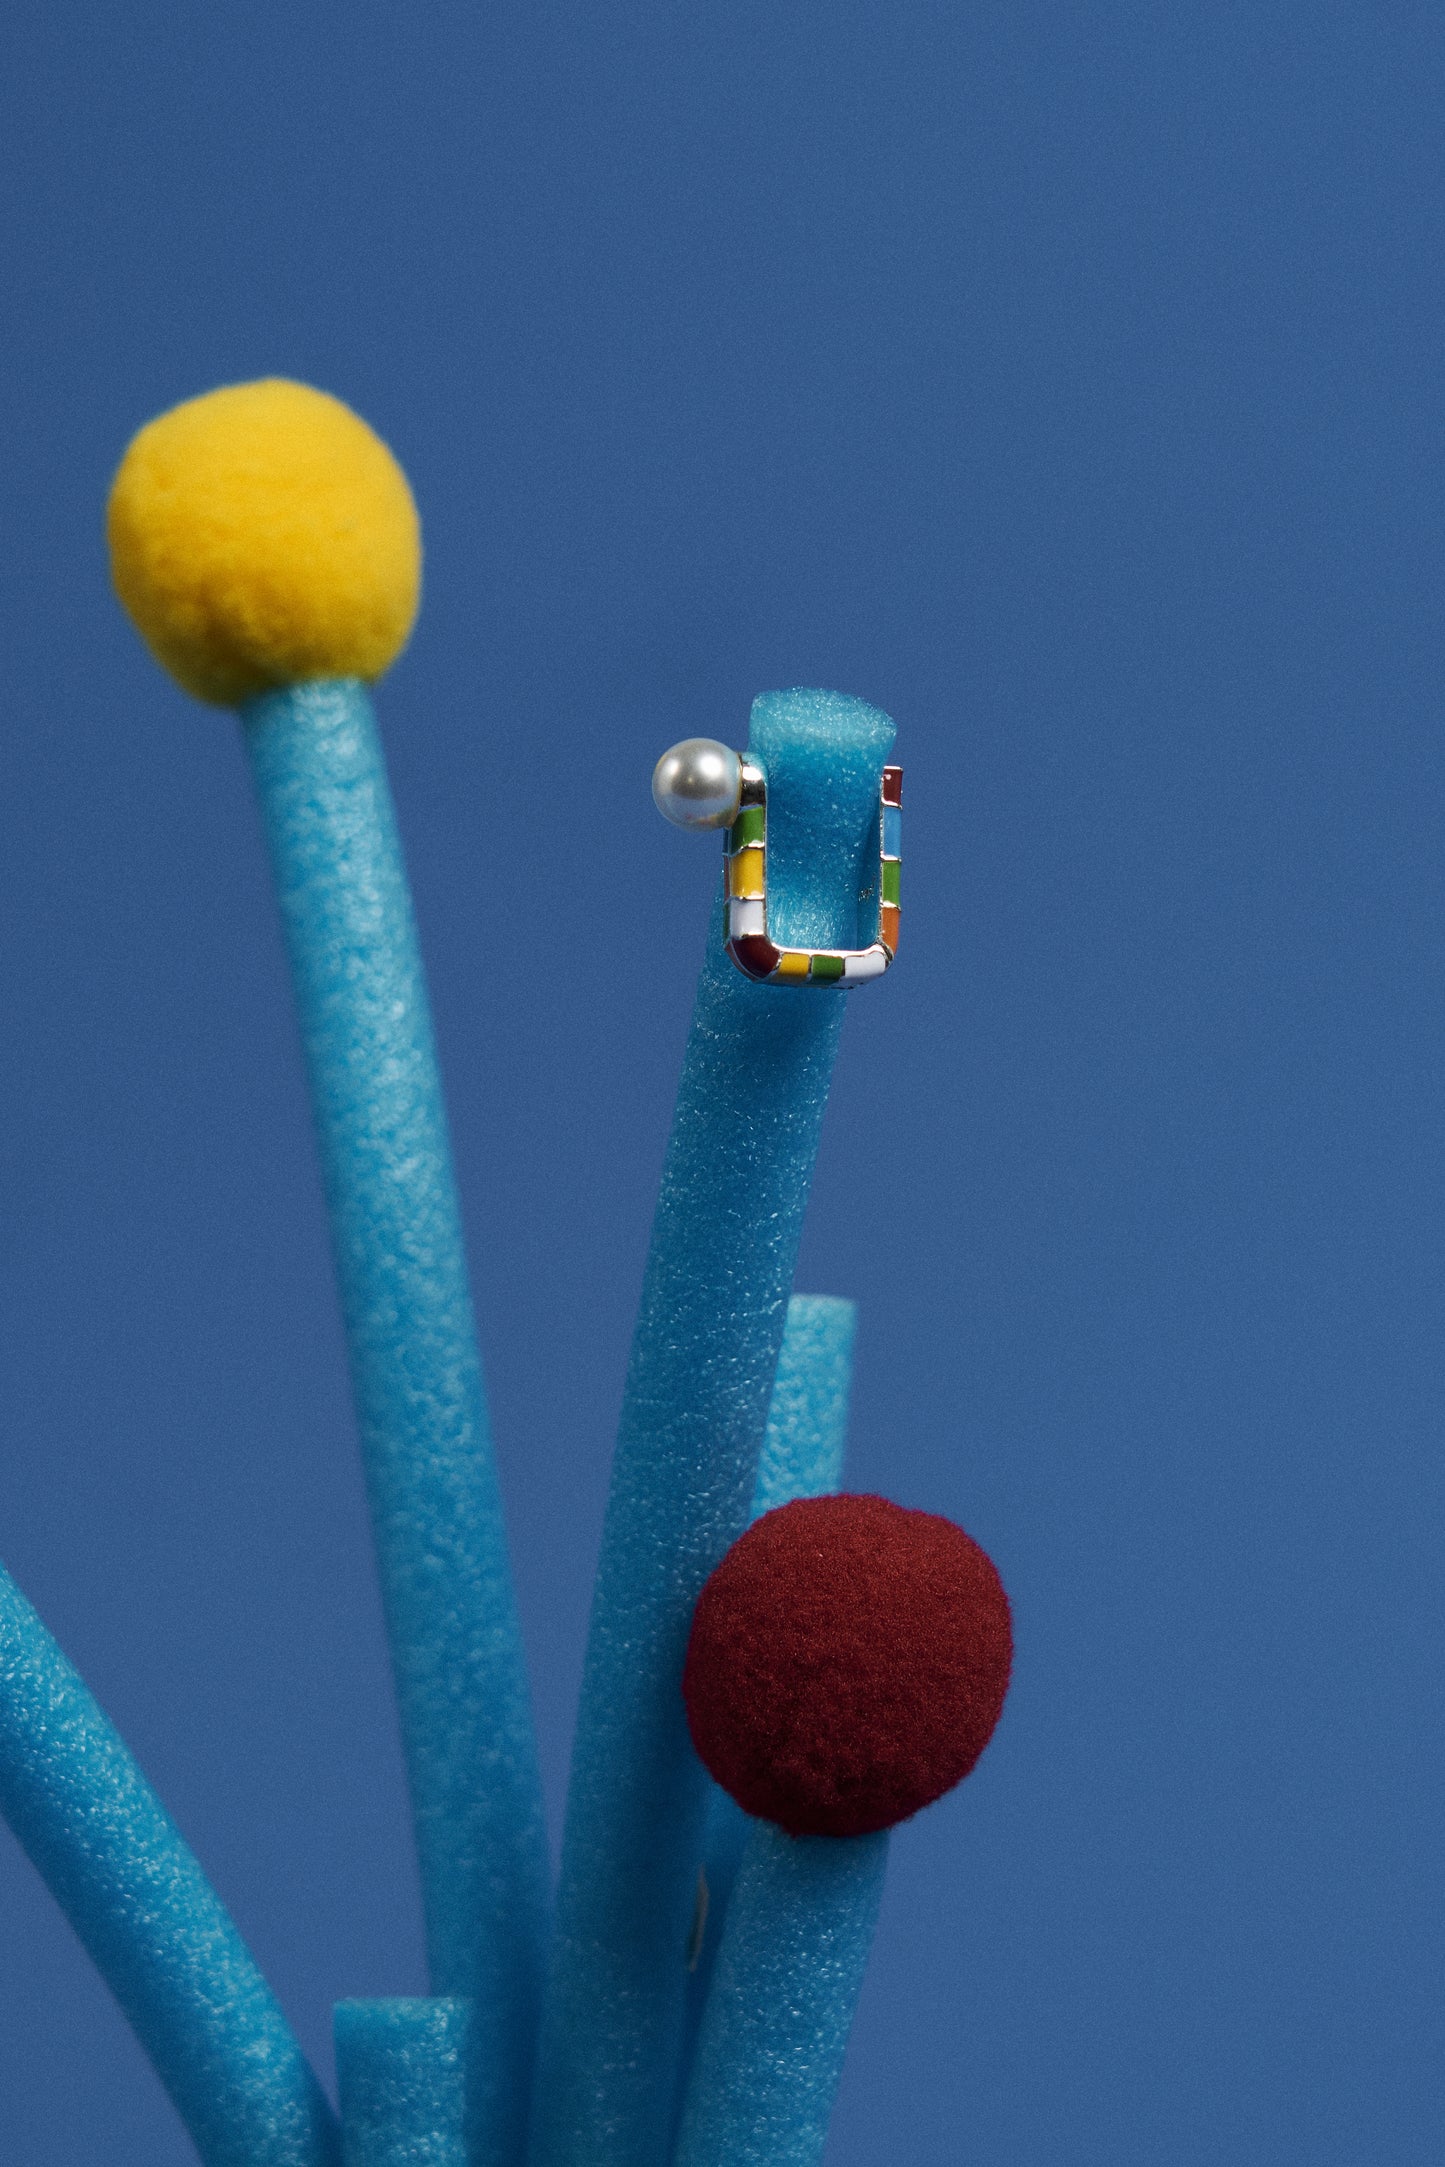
[107,379,422,707]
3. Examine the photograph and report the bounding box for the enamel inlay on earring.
[653,740,901,988]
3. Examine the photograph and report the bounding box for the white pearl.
[651,738,743,829]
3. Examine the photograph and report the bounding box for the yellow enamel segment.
[774,951,811,981]
[727,846,767,899]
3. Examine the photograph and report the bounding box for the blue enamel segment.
[673,1826,890,2167]
[0,1562,339,2167]
[882,802,902,859]
[530,690,893,2167]
[242,681,547,2166]
[335,2000,472,2167]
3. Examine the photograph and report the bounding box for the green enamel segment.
[809,953,846,983]
[880,858,901,905]
[729,805,766,853]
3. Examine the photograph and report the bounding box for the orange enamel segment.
[879,904,900,954]
[727,846,766,899]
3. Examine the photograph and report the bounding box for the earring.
[652,739,901,987]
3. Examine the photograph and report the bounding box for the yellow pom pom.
[107,379,422,707]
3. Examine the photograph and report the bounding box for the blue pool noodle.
[679,1292,856,2104]
[750,1293,856,1519]
[698,1294,857,1941]
[529,689,894,2167]
[673,1825,889,2167]
[0,1561,339,2167]
[334,1998,472,2166]
[243,681,548,2159]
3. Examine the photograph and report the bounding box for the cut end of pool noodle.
[683,1493,1012,1837]
[335,1998,472,2167]
[108,378,421,706]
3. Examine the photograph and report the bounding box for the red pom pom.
[683,1493,1012,1838]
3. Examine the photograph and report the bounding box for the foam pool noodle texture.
[672,1824,889,2167]
[243,679,549,2164]
[678,1293,856,2118]
[749,1296,857,1520]
[0,1562,340,2167]
[107,379,420,707]
[528,689,894,2167]
[334,1999,473,2166]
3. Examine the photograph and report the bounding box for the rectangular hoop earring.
[725,763,902,986]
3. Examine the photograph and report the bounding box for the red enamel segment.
[728,933,781,981]
[881,765,903,808]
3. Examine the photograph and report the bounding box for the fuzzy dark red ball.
[683,1492,1012,1838]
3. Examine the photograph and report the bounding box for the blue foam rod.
[242,681,548,2161]
[693,1298,857,1945]
[334,1998,472,2166]
[529,689,894,2167]
[0,1561,339,2167]
[750,1292,856,1519]
[678,1292,857,2111]
[672,1825,889,2167]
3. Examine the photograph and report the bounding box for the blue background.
[0,2,1440,2159]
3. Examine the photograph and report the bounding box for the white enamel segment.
[728,898,766,939]
[842,946,890,983]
